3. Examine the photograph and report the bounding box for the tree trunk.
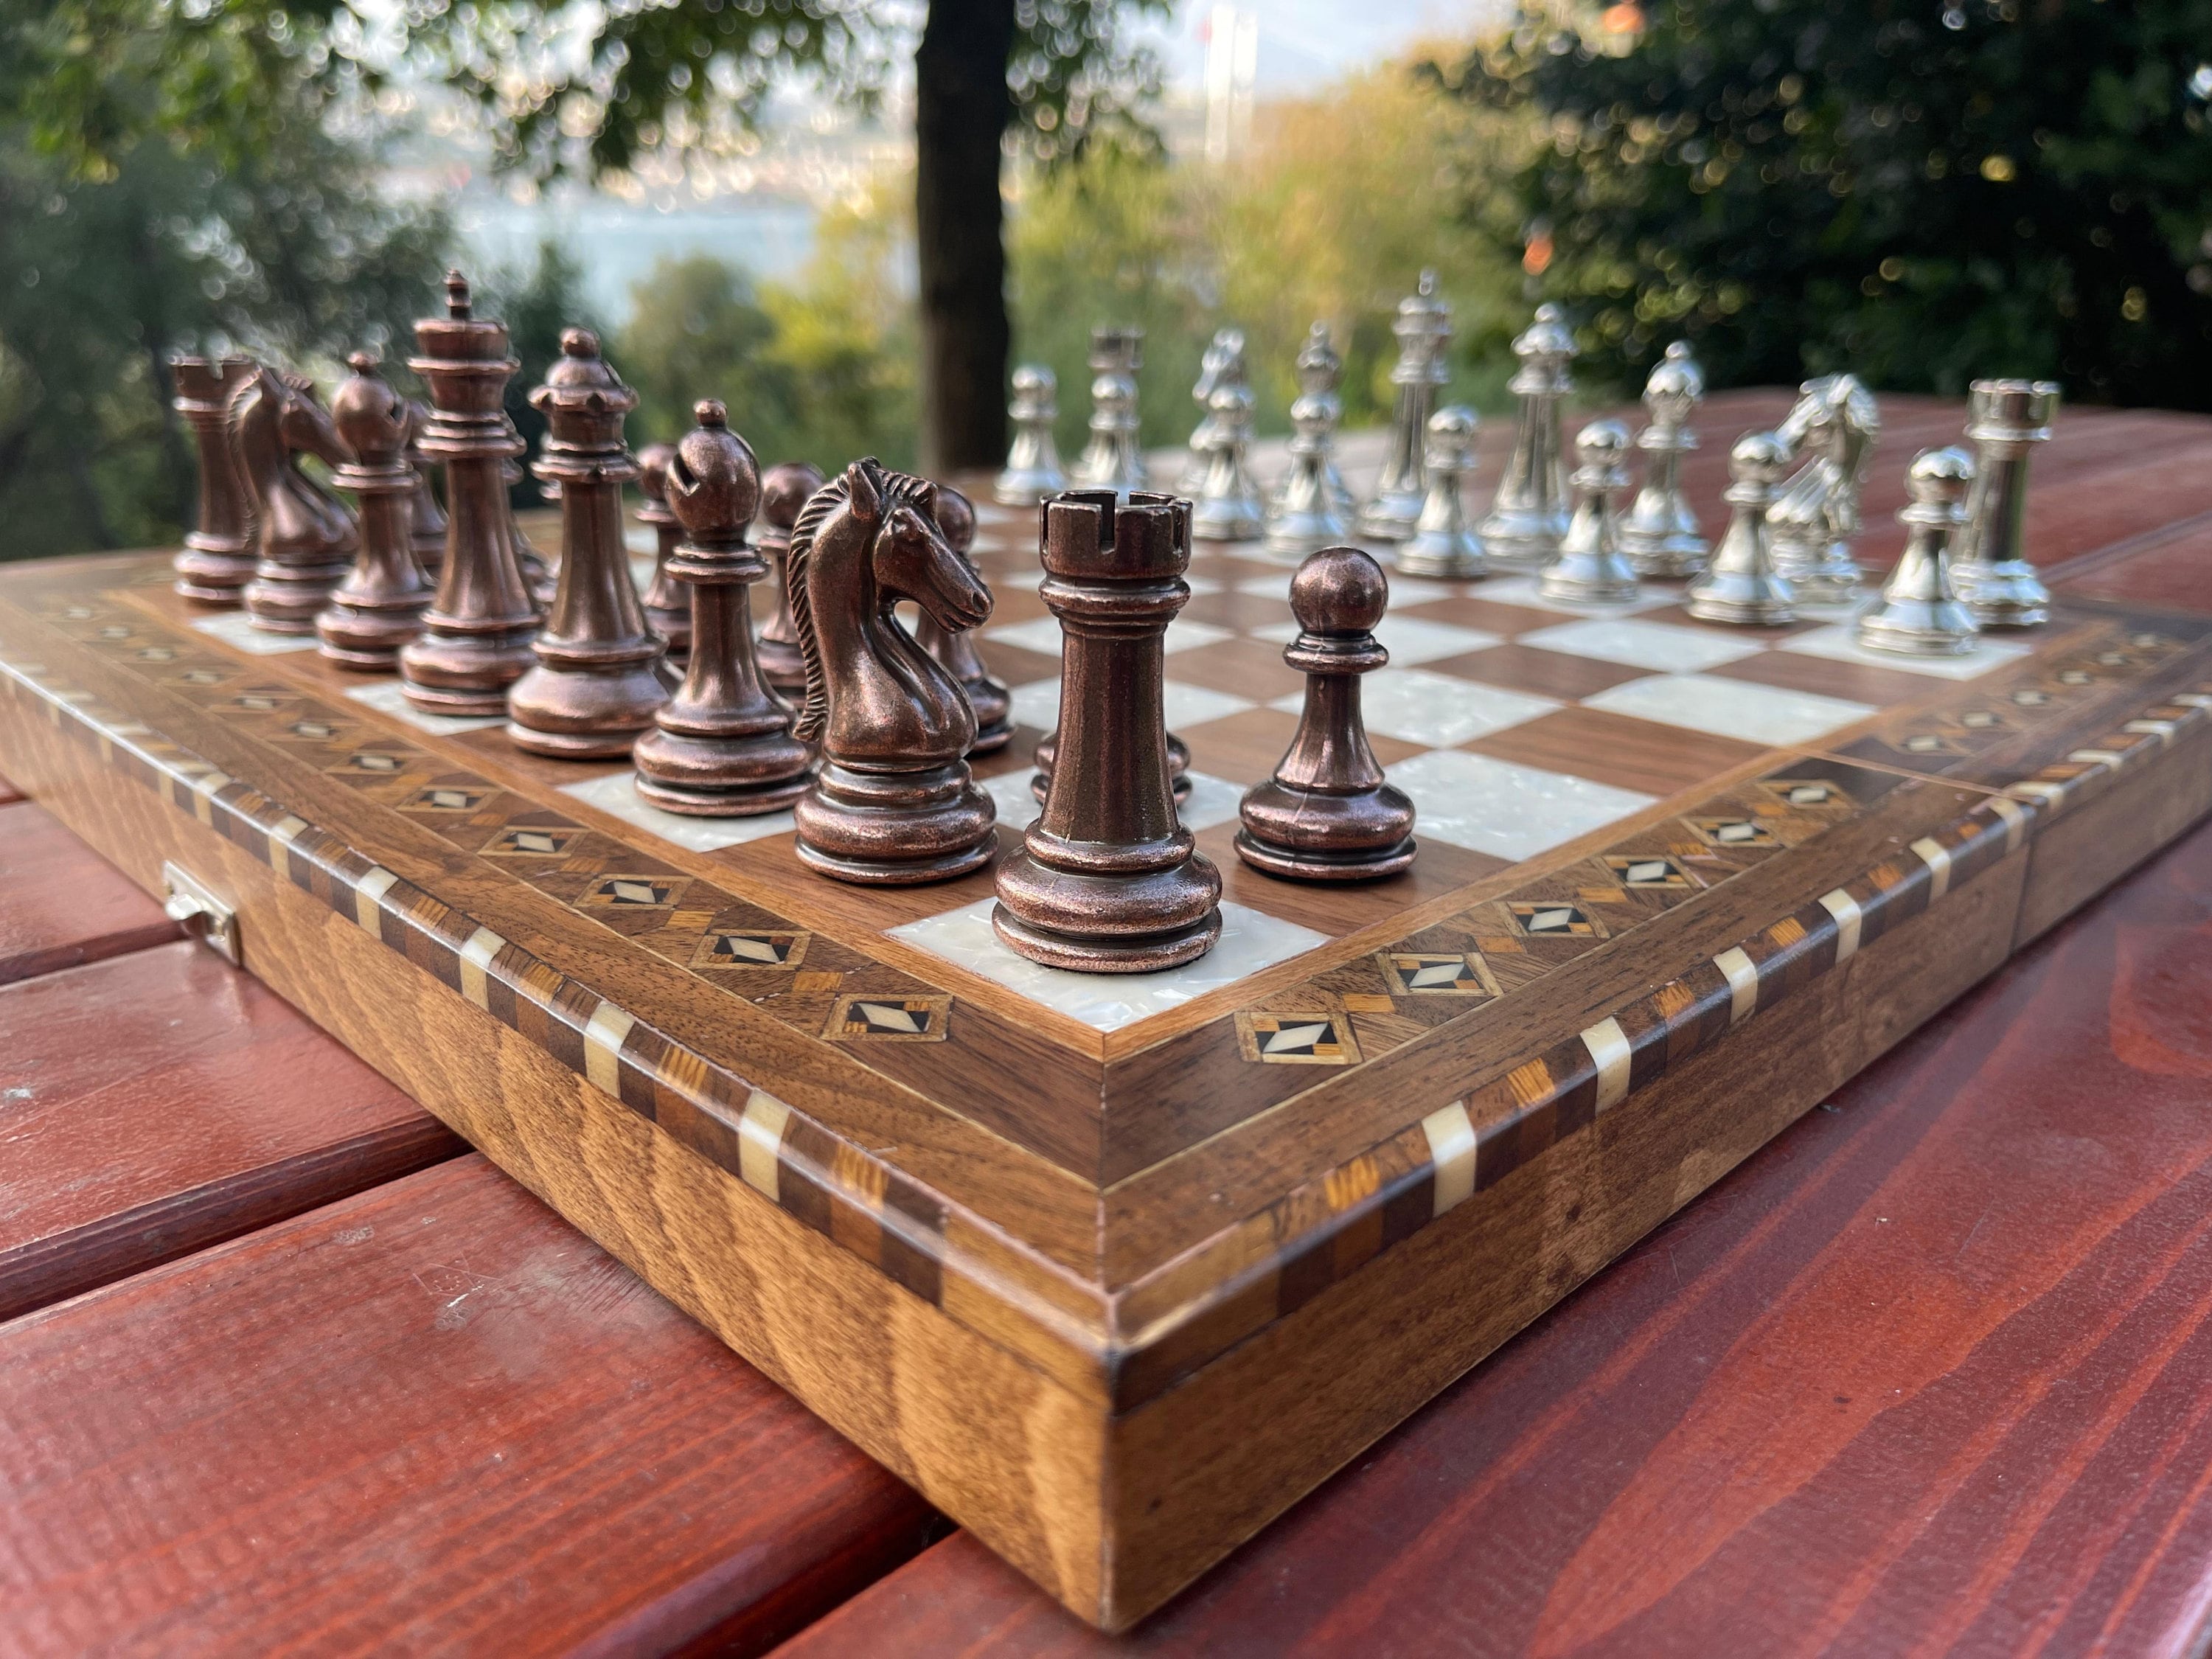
[914,0,1015,476]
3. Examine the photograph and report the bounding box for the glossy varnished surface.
[0,798,181,984]
[773,814,2212,1655]
[0,939,463,1320]
[0,1155,938,1659]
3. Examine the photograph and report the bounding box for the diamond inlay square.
[1606,854,1692,889]
[692,930,810,971]
[1509,901,1604,938]
[1234,1010,1360,1065]
[825,994,951,1042]
[1376,951,1501,998]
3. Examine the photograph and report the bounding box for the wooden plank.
[0,798,181,984]
[0,938,465,1320]
[0,1155,939,1658]
[771,810,2212,1656]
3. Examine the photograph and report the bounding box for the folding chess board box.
[4,528,2209,1630]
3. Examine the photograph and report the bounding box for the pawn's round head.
[636,441,677,505]
[329,349,404,457]
[1644,340,1704,411]
[1730,429,1792,486]
[668,399,761,538]
[759,459,829,532]
[1905,445,1976,509]
[1576,417,1632,467]
[933,482,976,553]
[1207,380,1256,420]
[1011,363,1054,397]
[1428,404,1479,444]
[1291,546,1389,637]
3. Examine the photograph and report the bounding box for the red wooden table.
[4,394,2212,1656]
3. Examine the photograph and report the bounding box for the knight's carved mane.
[784,461,937,744]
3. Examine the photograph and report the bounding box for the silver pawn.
[1265,335,1352,560]
[1480,303,1579,569]
[1397,406,1486,579]
[1686,431,1797,626]
[1271,322,1353,518]
[1768,373,1879,605]
[1538,419,1638,605]
[1357,272,1453,541]
[1859,447,1980,657]
[1620,341,1708,578]
[1179,328,1248,494]
[1954,378,2058,628]
[994,364,1065,506]
[1191,381,1265,542]
[1071,324,1146,499]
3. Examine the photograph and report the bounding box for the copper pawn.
[913,484,1013,754]
[170,355,260,605]
[232,365,360,633]
[636,442,693,658]
[400,271,543,716]
[993,492,1222,973]
[755,461,824,696]
[507,328,672,759]
[633,401,815,815]
[403,399,448,574]
[1236,547,1416,881]
[316,352,434,669]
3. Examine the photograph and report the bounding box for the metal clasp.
[162,860,240,966]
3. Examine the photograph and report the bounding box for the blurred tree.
[0,123,446,560]
[1441,0,2212,406]
[18,0,1167,475]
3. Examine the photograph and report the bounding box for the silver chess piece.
[1179,327,1249,494]
[994,364,1065,506]
[1768,373,1879,605]
[1397,406,1486,579]
[1071,324,1146,499]
[1686,431,1797,626]
[1620,341,1708,578]
[1859,447,1981,657]
[1538,419,1638,605]
[1358,272,1453,541]
[1265,331,1352,560]
[1480,303,1579,569]
[1953,378,2058,628]
[1191,381,1265,542]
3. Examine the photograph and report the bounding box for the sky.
[1150,0,1510,95]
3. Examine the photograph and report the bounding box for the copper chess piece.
[635,442,693,658]
[913,484,1014,755]
[231,364,361,633]
[1768,373,1879,605]
[1480,303,1578,569]
[1539,419,1641,606]
[632,400,815,815]
[507,329,672,759]
[790,459,998,884]
[1359,274,1453,542]
[400,272,542,716]
[1686,431,1798,626]
[1859,447,1981,658]
[1178,327,1248,495]
[995,364,1066,506]
[316,352,434,669]
[170,354,260,604]
[1236,546,1416,881]
[994,491,1222,972]
[1620,341,1708,578]
[1265,324,1352,560]
[403,400,448,574]
[1190,380,1265,543]
[1954,378,2058,628]
[1397,406,1486,580]
[1071,325,1147,499]
[754,460,823,696]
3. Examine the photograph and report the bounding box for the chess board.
[4,439,2211,1631]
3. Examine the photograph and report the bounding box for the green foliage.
[615,197,919,473]
[1441,0,2212,406]
[0,124,448,561]
[1009,60,1528,454]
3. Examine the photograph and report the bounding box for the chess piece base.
[645,605,692,658]
[994,472,1061,507]
[243,566,348,635]
[1623,538,1707,580]
[1538,564,1638,606]
[400,629,539,717]
[632,763,813,817]
[1857,608,1980,657]
[970,714,1013,756]
[316,601,428,672]
[757,637,807,694]
[1955,562,2050,628]
[1477,513,1568,571]
[1192,498,1265,543]
[990,899,1222,974]
[1234,828,1416,883]
[1686,590,1798,627]
[795,762,997,886]
[1355,492,1422,544]
[1395,540,1486,580]
[173,546,257,606]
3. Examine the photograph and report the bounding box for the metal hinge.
[162,860,240,966]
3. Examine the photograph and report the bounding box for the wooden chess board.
[4,397,2211,1632]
